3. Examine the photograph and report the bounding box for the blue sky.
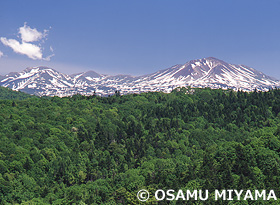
[0,0,280,78]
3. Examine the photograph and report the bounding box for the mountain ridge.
[1,57,279,96]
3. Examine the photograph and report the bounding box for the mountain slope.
[1,57,279,96]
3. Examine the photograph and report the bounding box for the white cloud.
[0,23,54,61]
[0,37,42,60]
[0,51,3,58]
[19,23,47,43]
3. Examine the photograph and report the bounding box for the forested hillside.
[1,87,280,204]
[0,87,35,100]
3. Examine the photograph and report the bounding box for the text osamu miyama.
[155,190,277,201]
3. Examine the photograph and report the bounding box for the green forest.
[1,86,280,204]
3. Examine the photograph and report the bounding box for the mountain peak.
[24,66,58,73]
[204,57,221,61]
[187,57,228,68]
[83,70,102,78]
[203,57,228,65]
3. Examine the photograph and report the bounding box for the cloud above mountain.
[0,23,54,61]
[19,23,48,43]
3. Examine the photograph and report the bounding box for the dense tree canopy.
[1,87,280,204]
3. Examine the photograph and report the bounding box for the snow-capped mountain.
[1,57,279,96]
[1,67,75,96]
[132,57,279,93]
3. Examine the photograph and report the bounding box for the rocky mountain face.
[1,57,279,96]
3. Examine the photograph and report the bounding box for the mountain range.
[0,57,279,96]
